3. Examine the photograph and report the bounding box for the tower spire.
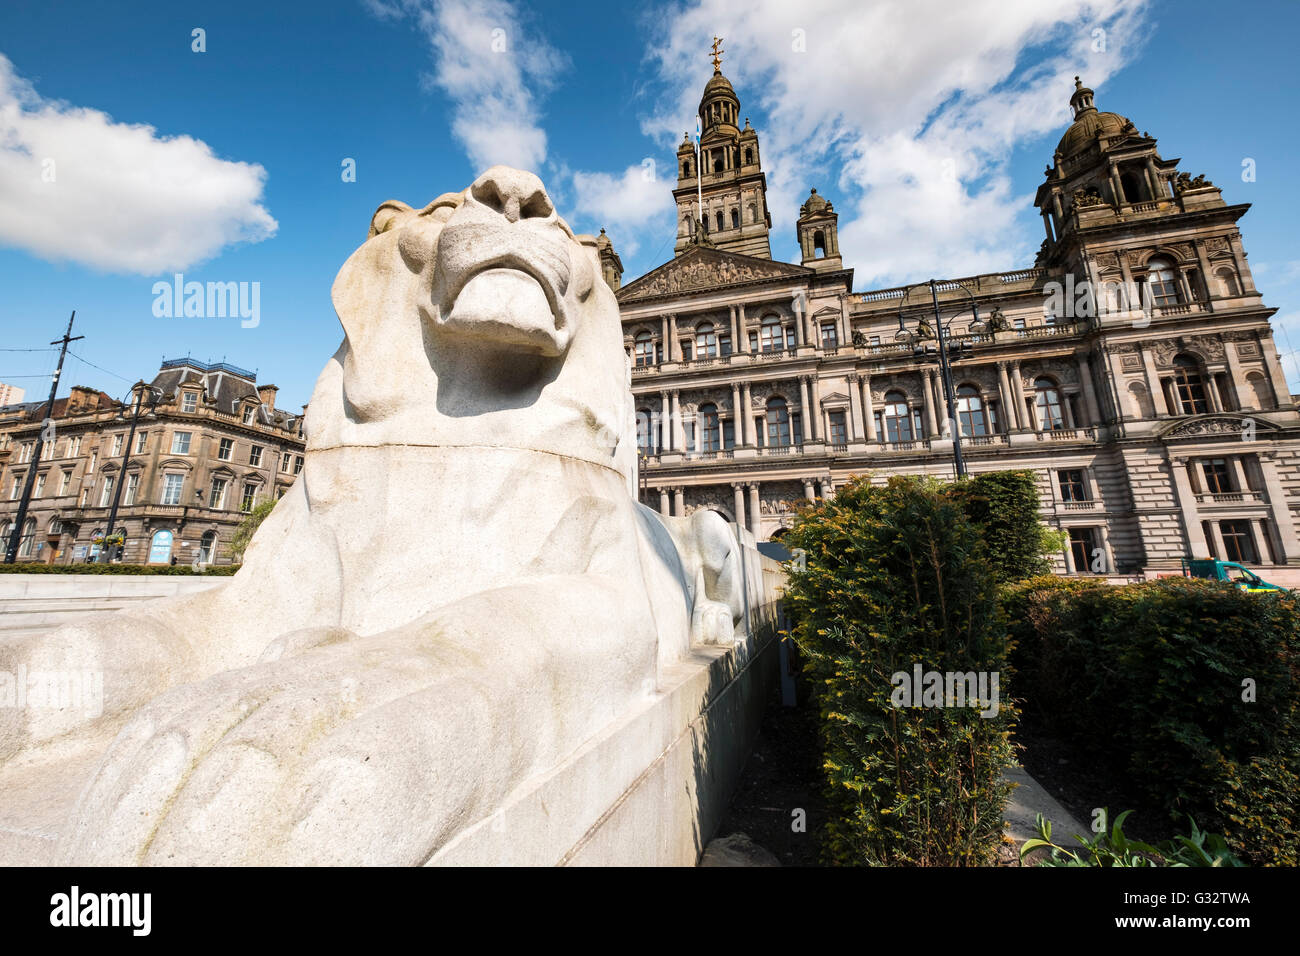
[710,35,724,72]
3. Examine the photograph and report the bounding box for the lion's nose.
[469,166,554,223]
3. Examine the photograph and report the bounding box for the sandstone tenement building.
[0,358,305,566]
[611,69,1300,580]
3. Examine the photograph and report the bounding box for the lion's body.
[0,167,746,865]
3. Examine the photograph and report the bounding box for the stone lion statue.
[0,167,754,865]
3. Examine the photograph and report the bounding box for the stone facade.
[0,358,305,566]
[614,73,1300,580]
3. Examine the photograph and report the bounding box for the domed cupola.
[1056,76,1137,159]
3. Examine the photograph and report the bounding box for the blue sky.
[1,0,1298,411]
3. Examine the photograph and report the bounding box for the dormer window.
[242,405,255,424]
[181,392,197,413]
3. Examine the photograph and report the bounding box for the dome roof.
[1057,109,1134,157]
[1056,77,1135,157]
[702,69,737,100]
[800,188,829,216]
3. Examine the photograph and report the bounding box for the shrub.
[1022,810,1245,867]
[230,498,276,558]
[785,474,1016,866]
[952,470,1062,584]
[0,562,240,576]
[1007,576,1300,865]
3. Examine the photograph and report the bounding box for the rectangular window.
[1219,520,1257,563]
[680,340,692,361]
[718,332,732,356]
[1068,527,1099,573]
[242,406,256,424]
[181,392,197,413]
[171,432,192,455]
[281,452,292,472]
[59,470,72,496]
[135,431,148,453]
[1201,458,1232,494]
[722,419,735,450]
[10,475,21,499]
[241,483,257,512]
[293,455,304,475]
[209,477,228,510]
[124,472,139,506]
[19,441,33,463]
[67,435,82,457]
[161,473,184,506]
[99,475,115,507]
[88,450,97,473]
[748,331,759,352]
[869,335,880,347]
[218,438,234,461]
[820,324,839,349]
[785,327,797,349]
[111,434,124,456]
[34,473,46,497]
[1058,469,1089,502]
[829,410,847,445]
[249,444,263,467]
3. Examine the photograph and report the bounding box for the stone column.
[670,390,683,450]
[748,483,761,537]
[1261,333,1292,408]
[729,306,738,352]
[799,377,812,442]
[1258,453,1300,561]
[736,303,748,353]
[1194,240,1215,303]
[1248,519,1271,565]
[997,362,1019,430]
[921,369,938,438]
[1168,455,1209,556]
[660,392,671,450]
[1230,455,1249,493]
[1228,233,1256,293]
[793,308,805,348]
[862,376,877,442]
[731,382,742,447]
[658,488,669,515]
[733,482,745,529]
[660,315,668,361]
[1207,520,1227,560]
[810,375,823,440]
[846,374,864,441]
[667,314,679,361]
[1140,348,1169,415]
[1205,374,1223,413]
[1076,353,1101,426]
[1221,337,1247,410]
[817,478,829,499]
[740,382,753,445]
[673,486,685,516]
[803,479,815,501]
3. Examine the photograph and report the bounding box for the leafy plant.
[1021,810,1245,867]
[230,498,276,558]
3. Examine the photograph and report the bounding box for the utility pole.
[97,382,161,562]
[929,280,967,478]
[4,311,83,563]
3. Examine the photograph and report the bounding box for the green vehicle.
[1182,558,1286,593]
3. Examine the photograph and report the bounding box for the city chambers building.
[611,68,1300,581]
[0,358,305,566]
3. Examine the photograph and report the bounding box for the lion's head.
[309,167,635,483]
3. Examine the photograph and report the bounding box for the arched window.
[634,330,655,367]
[715,211,724,232]
[1120,170,1144,203]
[812,230,826,257]
[1147,257,1181,307]
[956,385,989,437]
[766,397,791,447]
[883,390,913,442]
[699,403,720,451]
[1245,370,1275,410]
[1172,354,1209,414]
[713,156,723,174]
[744,148,753,165]
[760,316,783,352]
[18,518,36,558]
[695,322,717,358]
[1034,377,1065,430]
[682,160,691,177]
[636,408,655,454]
[747,202,757,223]
[199,530,217,565]
[730,208,739,229]
[1215,267,1239,297]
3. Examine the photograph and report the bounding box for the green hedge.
[785,474,1016,866]
[952,470,1058,584]
[1005,575,1300,866]
[0,562,240,576]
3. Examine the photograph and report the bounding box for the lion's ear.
[368,200,415,239]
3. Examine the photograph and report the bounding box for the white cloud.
[0,55,276,274]
[371,0,568,172]
[570,163,676,256]
[638,0,1153,285]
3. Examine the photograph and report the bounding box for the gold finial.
[710,35,724,72]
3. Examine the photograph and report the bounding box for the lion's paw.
[693,599,737,646]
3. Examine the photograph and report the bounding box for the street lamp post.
[895,280,1007,479]
[97,381,162,563]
